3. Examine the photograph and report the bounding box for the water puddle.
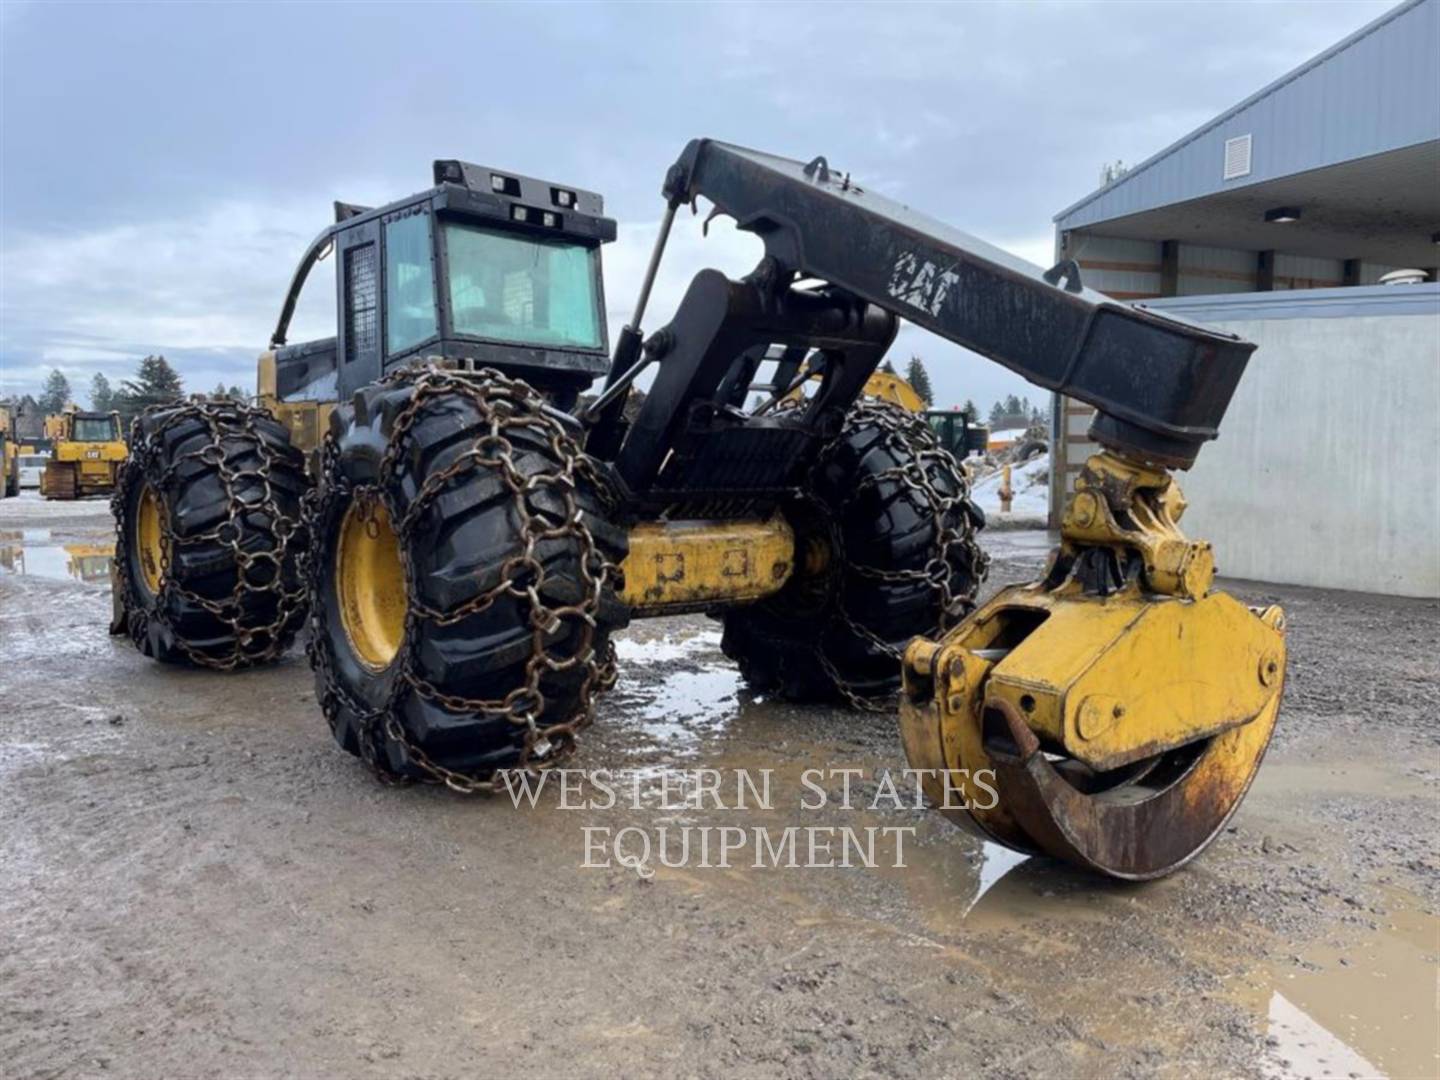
[971,842,1031,912]
[0,528,115,585]
[613,631,723,665]
[609,628,743,755]
[1236,892,1439,1079]
[1261,992,1384,1078]
[883,829,1036,933]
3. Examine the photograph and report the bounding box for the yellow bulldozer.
[109,141,1285,880]
[41,408,127,500]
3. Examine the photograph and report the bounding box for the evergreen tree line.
[36,358,247,436]
[987,394,1046,431]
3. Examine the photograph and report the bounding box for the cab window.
[444,221,601,350]
[384,211,438,356]
[73,417,117,441]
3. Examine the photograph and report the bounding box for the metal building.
[1048,0,1439,596]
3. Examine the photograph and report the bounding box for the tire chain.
[112,399,310,669]
[302,364,619,794]
[802,399,989,712]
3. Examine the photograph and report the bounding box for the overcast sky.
[0,0,1392,412]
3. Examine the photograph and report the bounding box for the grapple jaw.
[900,451,1287,879]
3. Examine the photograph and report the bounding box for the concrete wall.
[1148,286,1440,598]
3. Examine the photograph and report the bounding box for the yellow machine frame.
[257,352,334,458]
[857,370,924,413]
[0,405,19,498]
[619,516,795,613]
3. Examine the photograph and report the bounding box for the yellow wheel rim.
[335,493,407,672]
[135,483,166,595]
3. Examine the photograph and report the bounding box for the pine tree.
[115,355,184,429]
[39,369,72,414]
[904,356,934,407]
[119,355,183,404]
[214,381,229,400]
[227,385,246,402]
[881,360,897,376]
[90,372,114,412]
[988,400,1006,426]
[960,399,979,423]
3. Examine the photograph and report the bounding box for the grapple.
[900,452,1286,879]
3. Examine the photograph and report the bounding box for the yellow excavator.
[41,408,126,499]
[0,404,19,498]
[110,140,1284,880]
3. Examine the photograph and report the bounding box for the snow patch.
[971,453,1049,525]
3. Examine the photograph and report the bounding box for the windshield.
[444,221,602,350]
[73,417,117,442]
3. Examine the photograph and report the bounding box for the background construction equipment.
[41,408,126,500]
[0,405,19,498]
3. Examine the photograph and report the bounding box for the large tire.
[722,400,987,706]
[307,367,628,785]
[111,402,310,667]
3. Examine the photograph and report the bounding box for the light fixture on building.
[1264,206,1302,223]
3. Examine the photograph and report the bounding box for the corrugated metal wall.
[1068,234,1403,299]
[1179,245,1256,294]
[1067,235,1161,299]
[1273,253,1343,289]
[1055,0,1438,232]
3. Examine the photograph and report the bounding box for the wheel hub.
[335,493,407,672]
[134,483,166,596]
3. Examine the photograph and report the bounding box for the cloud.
[0,187,1046,414]
[1,201,312,396]
[0,183,409,399]
[2,0,1389,414]
[0,195,767,400]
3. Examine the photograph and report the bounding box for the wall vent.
[1223,135,1252,180]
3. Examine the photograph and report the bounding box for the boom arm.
[660,139,1255,469]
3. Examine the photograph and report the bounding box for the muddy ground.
[1,493,1436,1080]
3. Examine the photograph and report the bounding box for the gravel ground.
[1,496,1436,1080]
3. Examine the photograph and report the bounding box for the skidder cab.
[263,160,615,415]
[111,140,1285,880]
